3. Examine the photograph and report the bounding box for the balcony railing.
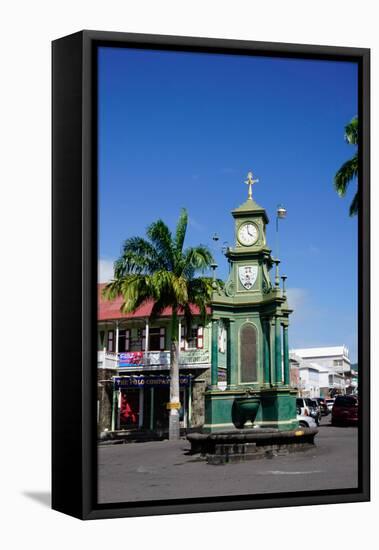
[98,349,210,369]
[98,351,118,369]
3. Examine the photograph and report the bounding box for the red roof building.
[98,283,211,321]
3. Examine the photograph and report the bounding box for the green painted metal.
[283,324,290,386]
[232,396,260,428]
[226,319,232,386]
[229,319,238,386]
[275,316,282,385]
[211,319,218,386]
[263,319,271,385]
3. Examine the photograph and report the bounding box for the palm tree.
[103,208,217,440]
[334,116,358,216]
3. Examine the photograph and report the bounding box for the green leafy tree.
[103,209,217,440]
[334,116,358,216]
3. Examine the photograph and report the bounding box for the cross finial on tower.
[245,171,259,200]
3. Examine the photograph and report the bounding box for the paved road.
[97,417,358,504]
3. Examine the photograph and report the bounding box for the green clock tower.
[204,172,298,432]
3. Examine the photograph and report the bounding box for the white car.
[297,414,317,429]
[325,398,335,412]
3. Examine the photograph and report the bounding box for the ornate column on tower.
[203,171,297,432]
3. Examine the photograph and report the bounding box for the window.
[145,327,165,351]
[180,325,204,350]
[118,329,130,352]
[106,330,114,352]
[333,359,343,367]
[187,327,198,349]
[99,330,105,350]
[334,396,358,407]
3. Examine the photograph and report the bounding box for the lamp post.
[276,204,287,260]
[210,262,218,289]
[210,232,220,289]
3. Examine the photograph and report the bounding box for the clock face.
[238,223,258,246]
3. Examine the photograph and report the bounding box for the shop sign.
[118,351,144,367]
[114,375,191,388]
[166,402,181,410]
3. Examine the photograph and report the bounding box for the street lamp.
[277,204,287,222]
[275,204,287,260]
[210,262,218,289]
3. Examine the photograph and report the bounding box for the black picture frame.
[52,30,370,520]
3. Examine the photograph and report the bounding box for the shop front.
[112,374,193,434]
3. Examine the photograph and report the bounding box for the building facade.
[97,285,227,437]
[290,346,352,397]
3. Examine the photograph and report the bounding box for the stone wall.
[190,368,211,428]
[97,368,115,433]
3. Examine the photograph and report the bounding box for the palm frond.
[149,296,172,322]
[149,271,188,305]
[334,153,358,197]
[146,219,174,268]
[344,116,358,146]
[187,277,215,323]
[174,208,188,254]
[103,274,155,313]
[106,211,219,341]
[349,192,359,216]
[115,237,166,276]
[182,303,194,340]
[182,246,214,277]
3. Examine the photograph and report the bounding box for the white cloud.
[286,287,309,320]
[98,258,114,283]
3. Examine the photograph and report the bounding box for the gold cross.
[245,171,259,200]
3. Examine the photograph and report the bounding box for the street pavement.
[97,416,358,504]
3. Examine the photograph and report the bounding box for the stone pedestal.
[188,426,318,464]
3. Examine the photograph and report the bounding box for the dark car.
[331,395,358,426]
[314,397,329,415]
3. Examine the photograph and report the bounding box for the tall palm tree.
[103,209,217,440]
[334,116,358,216]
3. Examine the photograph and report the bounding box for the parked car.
[296,398,320,425]
[331,395,358,426]
[296,406,318,429]
[305,398,321,425]
[314,397,329,415]
[296,398,310,416]
[325,398,335,412]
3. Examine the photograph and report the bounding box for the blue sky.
[98,47,358,362]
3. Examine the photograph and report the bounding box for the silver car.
[297,413,317,429]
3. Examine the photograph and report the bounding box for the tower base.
[203,386,298,432]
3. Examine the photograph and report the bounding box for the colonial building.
[97,286,227,437]
[290,346,351,396]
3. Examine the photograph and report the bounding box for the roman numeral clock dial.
[238,222,258,246]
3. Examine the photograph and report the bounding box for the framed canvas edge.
[52,29,370,521]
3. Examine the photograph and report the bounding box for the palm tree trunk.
[169,309,180,440]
